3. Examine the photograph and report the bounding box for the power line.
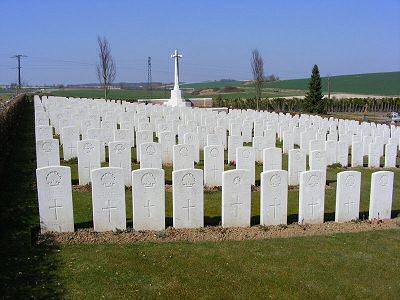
[11,54,27,92]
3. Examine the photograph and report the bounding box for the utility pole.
[147,56,152,99]
[11,54,27,94]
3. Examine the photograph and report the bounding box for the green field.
[1,100,400,298]
[184,71,400,96]
[47,72,400,101]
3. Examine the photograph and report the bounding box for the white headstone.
[132,168,165,230]
[298,170,325,224]
[369,171,394,220]
[173,144,194,171]
[204,145,224,187]
[288,149,306,185]
[36,166,74,233]
[77,139,101,185]
[136,130,153,162]
[351,141,363,167]
[109,141,132,186]
[368,142,381,168]
[222,169,251,227]
[384,143,397,168]
[61,126,79,161]
[36,139,60,168]
[336,141,348,167]
[236,147,255,185]
[184,132,200,163]
[172,169,204,228]
[159,131,175,164]
[260,170,288,225]
[140,142,162,169]
[262,147,282,171]
[91,167,126,231]
[335,171,361,222]
[228,135,243,163]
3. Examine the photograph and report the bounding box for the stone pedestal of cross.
[102,200,117,223]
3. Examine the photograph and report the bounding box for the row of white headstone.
[35,132,397,188]
[37,165,394,233]
[34,96,400,174]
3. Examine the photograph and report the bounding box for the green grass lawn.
[1,99,399,298]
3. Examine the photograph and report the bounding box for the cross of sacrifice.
[171,49,182,91]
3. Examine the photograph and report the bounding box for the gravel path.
[38,217,400,245]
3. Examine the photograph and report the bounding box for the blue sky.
[0,0,399,85]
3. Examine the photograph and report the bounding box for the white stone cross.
[144,199,155,218]
[49,198,63,220]
[171,49,182,91]
[269,196,281,219]
[182,199,196,221]
[308,197,319,217]
[102,200,117,223]
[231,195,243,217]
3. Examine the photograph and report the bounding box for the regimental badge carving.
[42,141,53,153]
[101,172,116,188]
[270,174,281,187]
[307,174,320,187]
[242,149,250,159]
[145,145,156,156]
[379,174,389,187]
[345,175,355,187]
[179,146,188,157]
[181,173,195,188]
[233,176,241,185]
[141,172,156,188]
[46,171,62,186]
[210,148,219,158]
[114,143,126,154]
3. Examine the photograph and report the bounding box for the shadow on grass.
[0,99,64,298]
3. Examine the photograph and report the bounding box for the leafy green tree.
[304,65,325,114]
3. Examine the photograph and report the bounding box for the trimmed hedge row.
[213,97,400,113]
[0,94,30,179]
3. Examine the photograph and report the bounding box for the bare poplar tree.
[251,49,264,111]
[96,36,116,100]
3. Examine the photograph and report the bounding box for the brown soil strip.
[38,218,400,245]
